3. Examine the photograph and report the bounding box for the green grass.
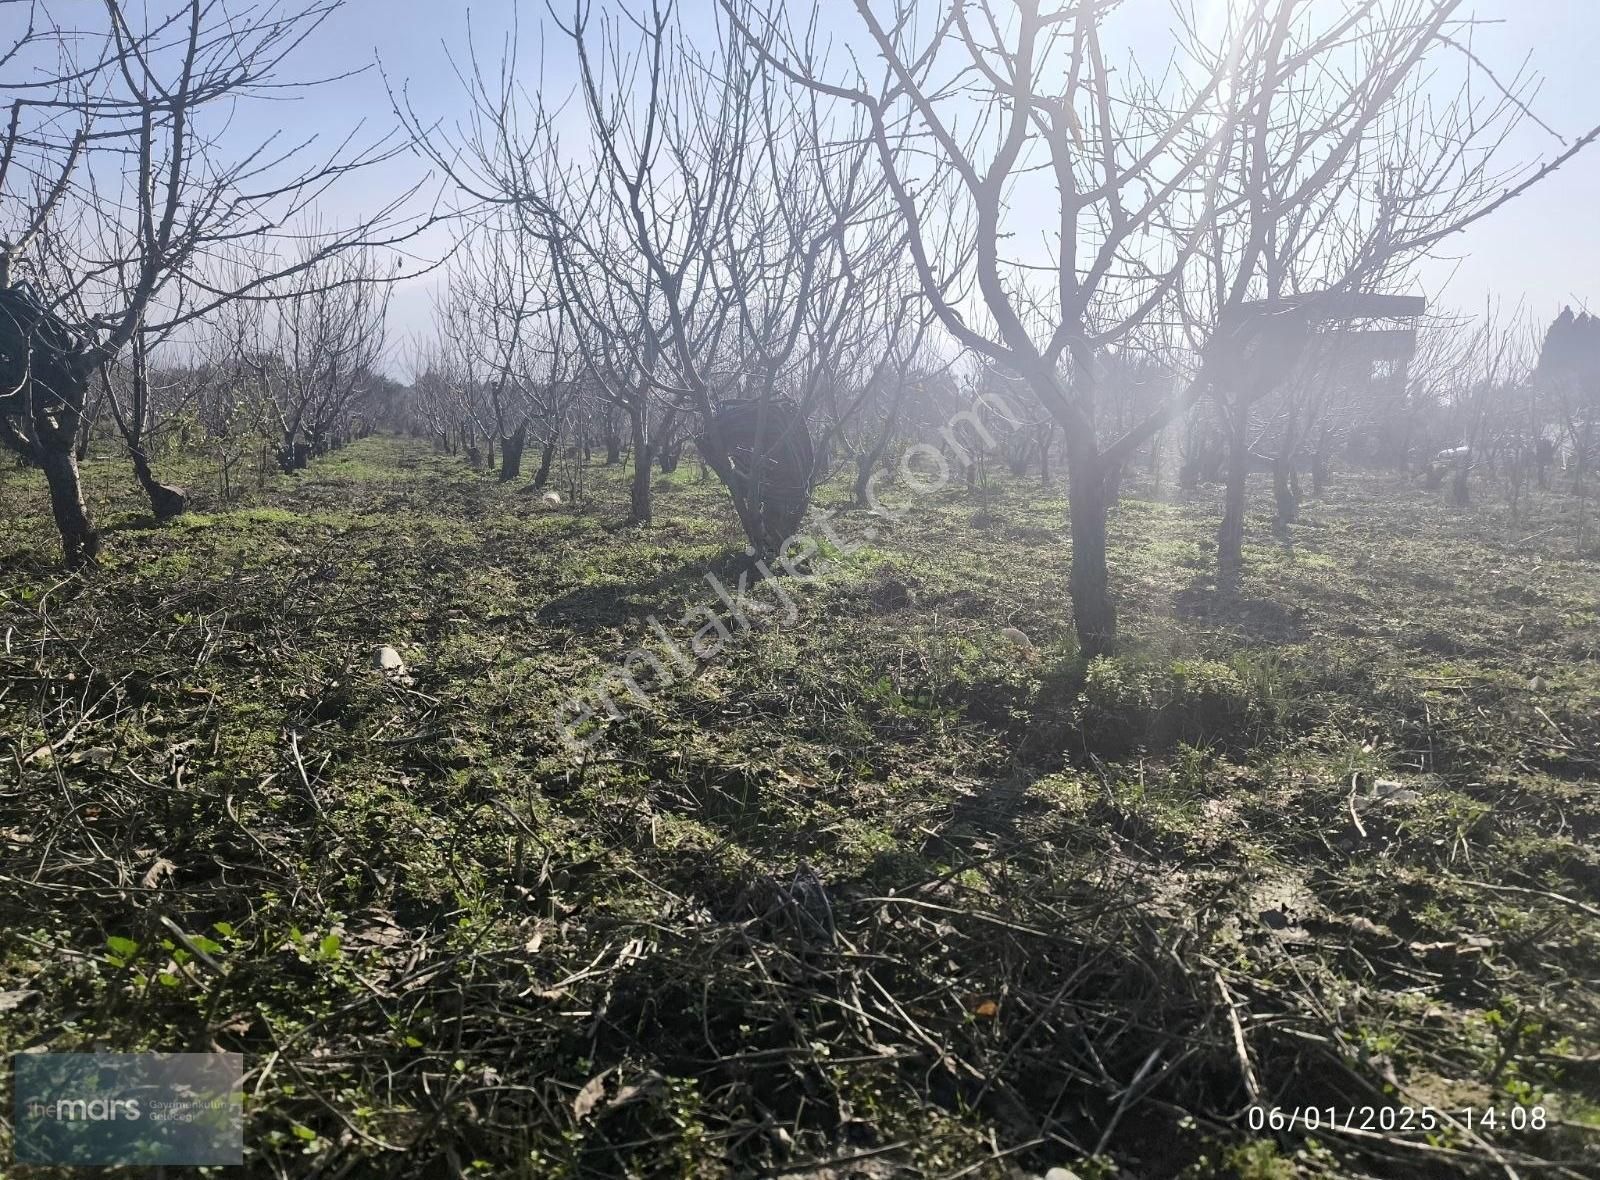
[1,436,1596,1178]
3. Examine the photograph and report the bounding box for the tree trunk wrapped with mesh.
[0,283,100,564]
[697,397,815,558]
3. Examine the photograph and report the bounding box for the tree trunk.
[1068,455,1117,658]
[1103,459,1125,505]
[605,432,622,465]
[1272,455,1298,532]
[1217,416,1249,588]
[1040,422,1055,486]
[101,337,185,520]
[132,450,188,521]
[852,453,875,507]
[1312,427,1332,496]
[40,446,99,566]
[656,409,681,473]
[853,378,912,506]
[1006,437,1031,477]
[628,404,651,525]
[500,424,526,482]
[532,438,557,488]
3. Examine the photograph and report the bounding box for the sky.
[12,0,1600,367]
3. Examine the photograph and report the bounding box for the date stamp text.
[1246,1105,1547,1134]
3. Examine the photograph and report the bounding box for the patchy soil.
[1,438,1597,1178]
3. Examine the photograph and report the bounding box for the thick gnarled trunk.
[499,424,527,482]
[532,438,557,488]
[696,398,816,560]
[39,446,99,566]
[132,451,188,521]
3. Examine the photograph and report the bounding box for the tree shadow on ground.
[1173,578,1310,644]
[0,543,58,572]
[103,513,163,535]
[534,546,755,635]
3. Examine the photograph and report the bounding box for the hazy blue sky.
[40,0,1600,356]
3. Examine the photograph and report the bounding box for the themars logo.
[52,1097,143,1120]
[15,1052,241,1165]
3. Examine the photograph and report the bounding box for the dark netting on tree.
[0,283,92,434]
[697,397,815,556]
[0,287,88,406]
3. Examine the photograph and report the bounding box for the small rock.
[999,626,1035,651]
[65,746,115,768]
[0,989,40,1012]
[1044,1168,1082,1180]
[371,645,414,685]
[1371,779,1421,805]
[541,491,562,505]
